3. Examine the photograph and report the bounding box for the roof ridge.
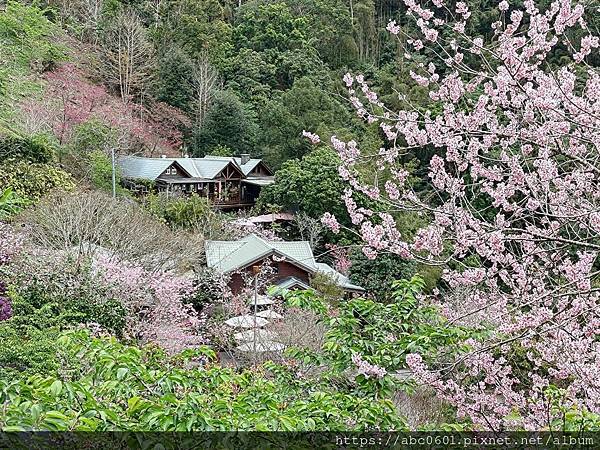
[271,239,312,245]
[243,233,273,248]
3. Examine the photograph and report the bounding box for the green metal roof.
[205,234,315,274]
[205,234,364,292]
[118,155,268,181]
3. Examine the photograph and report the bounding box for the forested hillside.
[0,0,413,166]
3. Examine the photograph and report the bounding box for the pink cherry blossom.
[329,0,600,431]
[302,130,321,144]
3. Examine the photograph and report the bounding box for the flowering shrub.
[0,224,22,321]
[94,255,207,354]
[0,281,12,322]
[318,0,600,431]
[5,249,126,334]
[0,224,22,266]
[36,63,188,151]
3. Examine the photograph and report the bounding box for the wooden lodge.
[118,154,274,208]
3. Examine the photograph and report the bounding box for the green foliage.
[285,277,471,396]
[143,193,223,232]
[68,120,116,155]
[0,1,65,72]
[208,144,234,156]
[222,48,277,106]
[153,47,195,111]
[0,189,29,221]
[0,133,56,163]
[349,249,418,300]
[156,0,232,64]
[0,1,65,122]
[0,330,406,431]
[260,77,350,168]
[546,385,600,431]
[7,259,127,336]
[191,90,258,156]
[310,272,345,303]
[221,0,346,109]
[0,325,60,377]
[234,2,310,53]
[257,148,346,220]
[0,159,75,203]
[87,151,116,192]
[63,120,124,193]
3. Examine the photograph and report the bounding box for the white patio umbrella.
[246,294,275,306]
[224,315,269,328]
[256,310,284,320]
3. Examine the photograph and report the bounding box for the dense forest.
[2,0,600,439]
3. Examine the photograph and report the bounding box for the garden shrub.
[0,189,29,221]
[6,255,127,336]
[0,159,75,203]
[144,193,223,234]
[0,133,56,163]
[349,249,418,300]
[0,324,60,376]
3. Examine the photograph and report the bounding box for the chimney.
[240,153,250,165]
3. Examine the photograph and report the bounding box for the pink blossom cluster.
[0,224,23,266]
[0,225,20,322]
[352,353,387,379]
[325,243,352,275]
[95,255,206,354]
[321,212,340,234]
[0,281,12,322]
[302,130,321,144]
[24,63,189,152]
[324,0,600,430]
[226,219,282,242]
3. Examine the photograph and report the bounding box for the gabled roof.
[205,234,364,292]
[117,155,270,181]
[205,234,317,274]
[119,157,189,180]
[273,276,311,291]
[203,156,272,176]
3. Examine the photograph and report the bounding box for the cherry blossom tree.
[31,63,186,154]
[94,254,206,354]
[317,0,600,431]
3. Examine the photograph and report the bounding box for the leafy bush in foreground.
[0,330,406,432]
[0,325,60,376]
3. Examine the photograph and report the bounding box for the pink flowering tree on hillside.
[20,63,187,154]
[317,0,600,431]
